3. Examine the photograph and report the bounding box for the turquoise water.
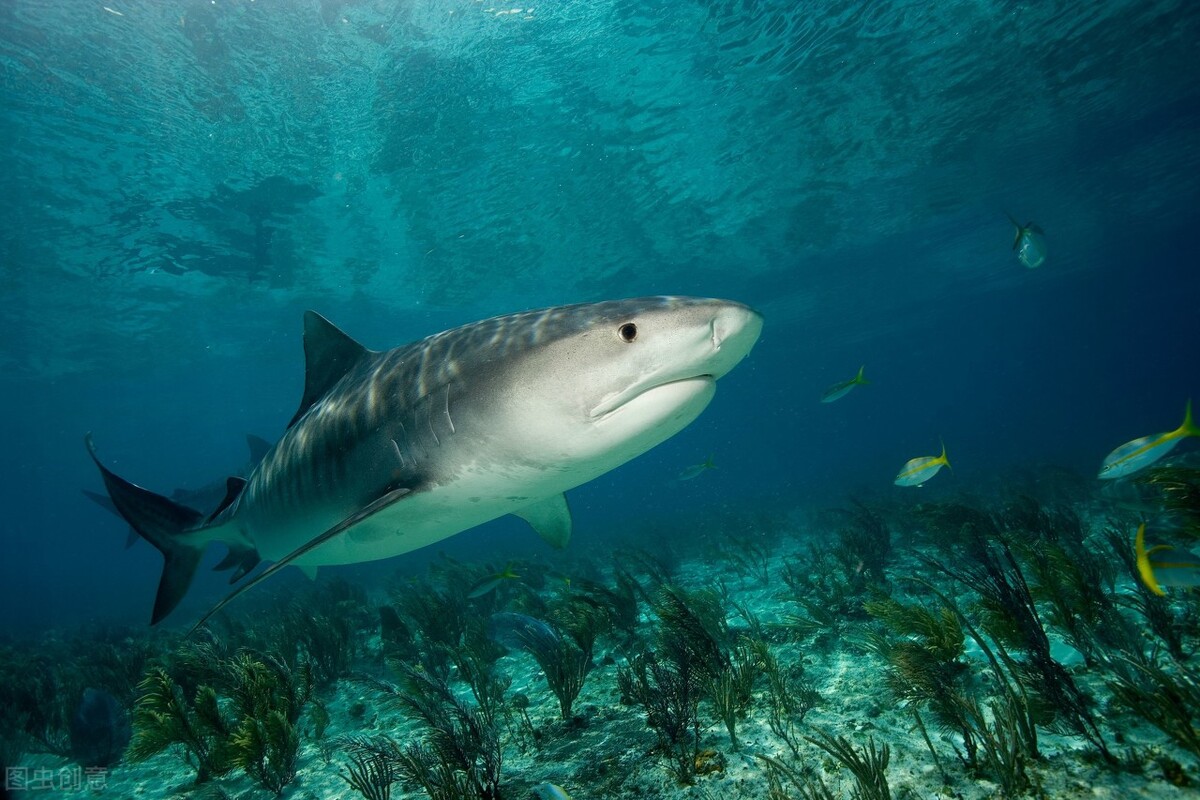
[1,1,1198,797]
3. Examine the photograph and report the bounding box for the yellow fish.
[467,563,521,598]
[532,784,574,800]
[1134,523,1200,596]
[821,365,869,403]
[1006,212,1046,269]
[677,455,717,481]
[1099,401,1199,480]
[894,441,951,487]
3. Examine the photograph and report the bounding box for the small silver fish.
[821,365,868,403]
[532,784,574,800]
[894,441,951,487]
[677,455,717,481]
[1006,213,1046,269]
[1099,401,1199,480]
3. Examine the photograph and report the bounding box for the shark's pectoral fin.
[514,493,573,549]
[190,484,416,634]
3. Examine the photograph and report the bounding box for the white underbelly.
[251,463,581,567]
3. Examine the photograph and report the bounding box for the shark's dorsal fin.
[514,493,573,549]
[288,311,371,429]
[245,434,272,464]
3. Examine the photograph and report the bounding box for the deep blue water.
[1,0,1198,633]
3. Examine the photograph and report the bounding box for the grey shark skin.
[88,296,763,625]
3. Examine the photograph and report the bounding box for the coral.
[512,615,592,720]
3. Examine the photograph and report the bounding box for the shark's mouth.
[589,375,715,420]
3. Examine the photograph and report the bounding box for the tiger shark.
[87,296,763,626]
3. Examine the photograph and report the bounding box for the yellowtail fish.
[677,455,717,481]
[1006,212,1046,269]
[821,365,869,403]
[894,441,951,487]
[1135,523,1200,596]
[467,564,521,598]
[1099,401,1199,480]
[532,783,574,800]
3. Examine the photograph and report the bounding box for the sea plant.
[340,735,399,800]
[1106,653,1200,760]
[756,753,837,800]
[861,594,969,777]
[804,729,891,800]
[567,569,641,644]
[225,652,312,794]
[927,522,1112,761]
[761,642,820,758]
[704,638,765,750]
[617,650,703,784]
[367,659,504,798]
[832,501,892,590]
[126,668,234,783]
[513,615,592,721]
[1136,465,1200,539]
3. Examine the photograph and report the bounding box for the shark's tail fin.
[85,435,206,625]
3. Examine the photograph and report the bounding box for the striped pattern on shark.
[87,296,763,625]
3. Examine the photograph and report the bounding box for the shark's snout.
[706,302,763,378]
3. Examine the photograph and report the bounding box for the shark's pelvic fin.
[288,311,371,428]
[85,434,206,625]
[514,493,573,549]
[190,483,416,635]
[211,540,261,583]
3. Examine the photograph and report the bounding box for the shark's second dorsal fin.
[206,477,247,524]
[288,311,370,429]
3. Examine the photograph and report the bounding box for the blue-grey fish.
[1099,401,1199,480]
[820,365,868,403]
[677,455,716,481]
[532,784,574,800]
[87,297,762,625]
[894,441,951,487]
[1006,212,1046,269]
[70,688,131,768]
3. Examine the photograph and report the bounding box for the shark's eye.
[618,322,638,342]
